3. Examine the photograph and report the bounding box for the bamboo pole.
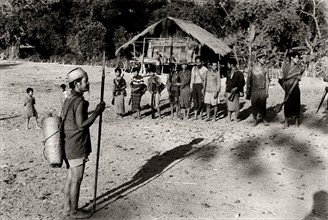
[93,50,106,213]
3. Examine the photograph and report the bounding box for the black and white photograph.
[0,0,328,219]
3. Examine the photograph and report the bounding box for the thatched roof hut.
[115,17,231,64]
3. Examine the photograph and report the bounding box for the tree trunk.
[7,44,19,60]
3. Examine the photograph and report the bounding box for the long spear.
[93,50,106,212]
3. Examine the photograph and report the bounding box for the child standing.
[167,68,181,119]
[147,72,163,119]
[59,84,68,116]
[24,87,40,129]
[113,67,127,117]
[130,70,147,119]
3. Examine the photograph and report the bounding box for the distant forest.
[0,0,327,69]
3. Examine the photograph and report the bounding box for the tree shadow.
[0,63,21,69]
[88,138,205,211]
[230,138,265,177]
[302,190,328,220]
[231,131,322,178]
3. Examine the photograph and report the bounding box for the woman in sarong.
[113,67,126,117]
[225,57,245,122]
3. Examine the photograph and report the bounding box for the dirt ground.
[0,61,327,220]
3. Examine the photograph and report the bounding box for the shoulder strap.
[60,96,82,129]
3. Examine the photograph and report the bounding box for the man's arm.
[147,78,152,93]
[203,70,208,94]
[216,73,221,94]
[190,67,195,90]
[265,68,269,97]
[75,101,105,130]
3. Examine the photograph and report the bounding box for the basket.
[42,116,63,168]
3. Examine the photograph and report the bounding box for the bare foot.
[63,210,70,217]
[295,118,300,127]
[283,122,288,129]
[70,210,92,219]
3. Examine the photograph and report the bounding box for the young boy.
[147,72,162,119]
[130,70,146,119]
[178,60,191,120]
[167,69,180,119]
[24,87,40,129]
[204,61,221,121]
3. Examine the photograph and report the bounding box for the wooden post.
[141,38,146,74]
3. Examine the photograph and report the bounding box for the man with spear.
[62,67,106,218]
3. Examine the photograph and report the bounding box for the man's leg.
[34,116,40,129]
[156,93,161,119]
[70,164,91,218]
[252,113,258,126]
[206,104,210,121]
[261,95,269,126]
[198,86,203,120]
[175,105,180,119]
[64,168,72,216]
[137,109,141,119]
[26,117,30,130]
[283,117,289,129]
[213,105,218,121]
[295,116,300,127]
[181,108,185,119]
[157,107,161,119]
[226,111,231,122]
[192,86,198,120]
[150,95,155,119]
[234,110,239,122]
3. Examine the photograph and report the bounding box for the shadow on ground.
[302,190,328,220]
[85,137,221,214]
[231,130,323,178]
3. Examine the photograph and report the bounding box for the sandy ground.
[0,61,327,220]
